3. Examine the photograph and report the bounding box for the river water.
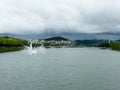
[0,48,120,90]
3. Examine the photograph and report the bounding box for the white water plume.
[25,41,46,55]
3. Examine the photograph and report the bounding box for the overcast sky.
[0,0,120,34]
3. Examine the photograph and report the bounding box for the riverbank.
[0,36,23,53]
[0,46,23,53]
[0,36,120,53]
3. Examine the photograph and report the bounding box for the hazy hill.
[74,39,110,47]
[45,36,69,41]
[0,31,120,40]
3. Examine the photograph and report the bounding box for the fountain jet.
[28,40,37,55]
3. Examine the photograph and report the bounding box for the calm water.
[0,48,120,90]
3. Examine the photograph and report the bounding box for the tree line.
[0,37,22,46]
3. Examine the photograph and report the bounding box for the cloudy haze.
[0,0,120,34]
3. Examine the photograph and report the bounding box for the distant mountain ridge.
[45,36,69,41]
[0,31,120,40]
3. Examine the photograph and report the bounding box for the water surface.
[0,48,120,90]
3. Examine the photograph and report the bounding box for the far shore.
[0,36,120,53]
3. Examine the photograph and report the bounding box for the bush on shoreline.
[0,47,22,53]
[0,37,22,46]
[0,37,23,52]
[110,43,120,51]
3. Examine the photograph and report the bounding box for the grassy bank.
[98,42,120,51]
[0,47,22,53]
[0,37,23,53]
[110,43,120,51]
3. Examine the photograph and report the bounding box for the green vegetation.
[0,47,22,53]
[0,36,120,53]
[98,42,120,51]
[0,37,22,46]
[75,40,110,47]
[0,37,23,52]
[74,39,120,51]
[98,42,110,48]
[45,36,69,41]
[110,43,120,51]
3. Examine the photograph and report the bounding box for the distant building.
[39,40,45,44]
[29,37,73,47]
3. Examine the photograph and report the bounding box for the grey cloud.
[0,0,120,34]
